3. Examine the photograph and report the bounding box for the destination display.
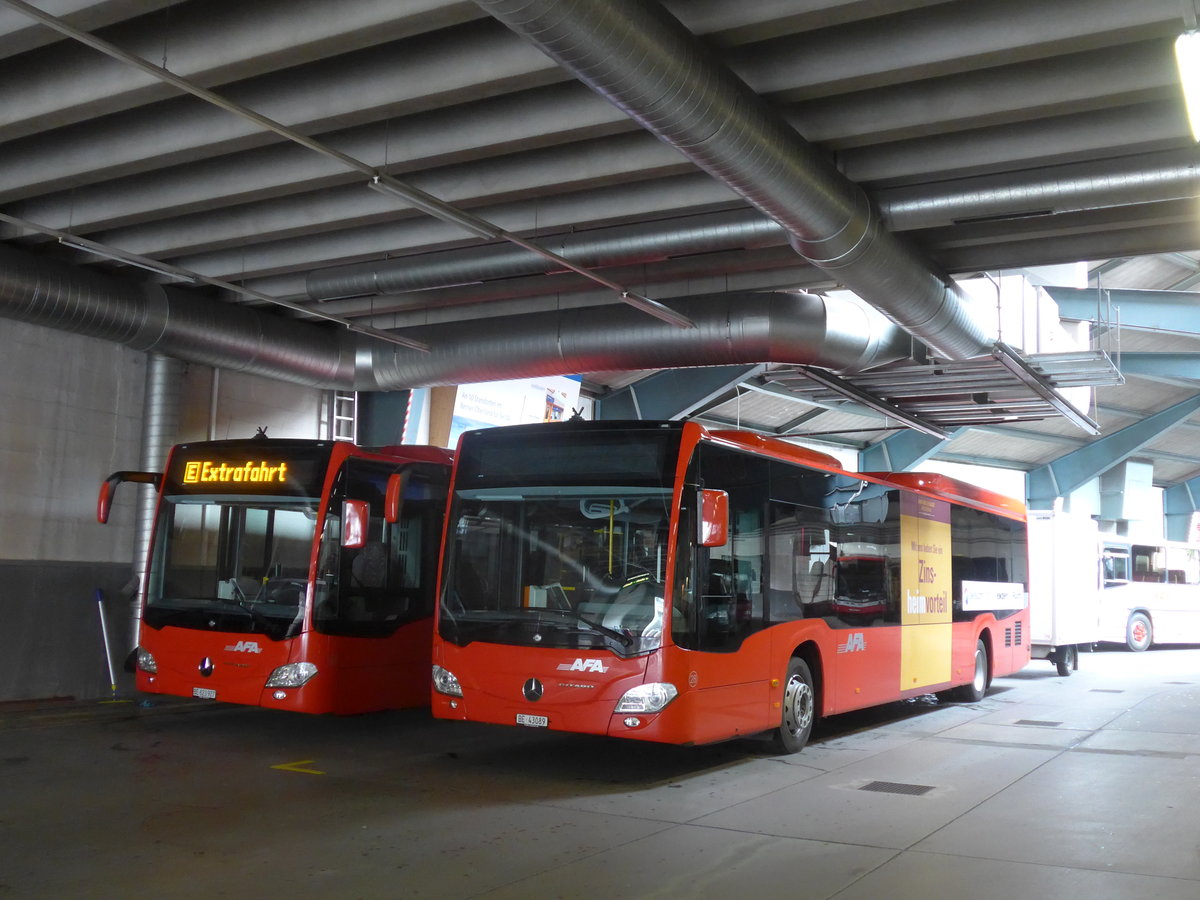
[163,440,333,497]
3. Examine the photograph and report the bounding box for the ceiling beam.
[1045,285,1200,333]
[1118,352,1200,380]
[594,365,763,421]
[858,430,949,472]
[0,0,695,329]
[1026,393,1200,509]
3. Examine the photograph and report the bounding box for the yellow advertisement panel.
[900,493,952,690]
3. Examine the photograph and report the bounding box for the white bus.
[1029,511,1200,668]
[1100,539,1200,651]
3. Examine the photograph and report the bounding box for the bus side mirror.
[697,489,729,547]
[97,481,116,525]
[342,499,370,549]
[384,472,408,524]
[97,470,161,523]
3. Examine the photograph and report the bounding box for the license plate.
[516,713,548,728]
[192,687,217,700]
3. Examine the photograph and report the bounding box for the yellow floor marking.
[271,759,325,775]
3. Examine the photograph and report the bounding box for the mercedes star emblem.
[522,677,544,702]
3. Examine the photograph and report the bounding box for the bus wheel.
[1126,612,1152,652]
[771,658,815,754]
[951,640,989,703]
[1054,644,1076,677]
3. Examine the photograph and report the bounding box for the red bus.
[431,420,1029,752]
[99,437,452,714]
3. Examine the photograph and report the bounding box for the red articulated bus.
[99,436,452,714]
[431,420,1029,752]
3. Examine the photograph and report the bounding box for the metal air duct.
[358,291,913,388]
[306,209,784,301]
[0,243,358,387]
[0,242,910,390]
[131,353,182,649]
[473,0,996,360]
[302,150,1200,305]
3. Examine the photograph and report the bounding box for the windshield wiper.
[534,608,634,648]
[232,599,270,630]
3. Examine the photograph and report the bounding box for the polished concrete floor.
[2,647,1198,899]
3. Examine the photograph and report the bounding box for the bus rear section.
[432,421,1029,752]
[101,437,451,715]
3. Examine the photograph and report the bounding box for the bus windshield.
[145,497,318,641]
[440,486,674,656]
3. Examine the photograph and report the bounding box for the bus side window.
[318,459,436,635]
[1102,549,1129,587]
[1134,555,1148,581]
[671,500,696,646]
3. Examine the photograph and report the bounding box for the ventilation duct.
[881,149,1200,231]
[304,150,1200,305]
[0,244,358,387]
[0,243,910,390]
[358,291,913,388]
[307,209,784,301]
[474,0,995,360]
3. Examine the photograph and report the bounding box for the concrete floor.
[2,647,1198,899]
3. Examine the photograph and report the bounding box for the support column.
[130,353,184,650]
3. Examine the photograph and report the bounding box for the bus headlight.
[136,647,158,674]
[432,664,463,697]
[265,662,318,688]
[614,682,678,713]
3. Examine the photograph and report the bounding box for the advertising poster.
[448,375,581,447]
[899,492,952,690]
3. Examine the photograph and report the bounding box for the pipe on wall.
[130,353,183,651]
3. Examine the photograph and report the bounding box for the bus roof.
[862,471,1026,520]
[705,429,844,471]
[364,444,454,465]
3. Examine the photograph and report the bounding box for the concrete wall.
[0,322,328,703]
[177,364,329,444]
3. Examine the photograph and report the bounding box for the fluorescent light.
[1175,32,1200,141]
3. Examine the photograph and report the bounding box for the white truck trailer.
[1027,510,1102,675]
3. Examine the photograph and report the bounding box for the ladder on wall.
[329,390,357,442]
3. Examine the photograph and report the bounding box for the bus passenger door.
[674,481,773,742]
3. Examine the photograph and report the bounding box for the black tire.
[950,639,989,702]
[1054,644,1077,677]
[770,658,815,754]
[1126,612,1153,652]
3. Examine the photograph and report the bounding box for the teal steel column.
[1164,477,1200,540]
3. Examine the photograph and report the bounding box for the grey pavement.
[2,646,1197,899]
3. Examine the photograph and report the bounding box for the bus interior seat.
[351,541,388,589]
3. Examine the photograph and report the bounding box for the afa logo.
[224,640,262,653]
[836,633,866,654]
[556,658,609,673]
